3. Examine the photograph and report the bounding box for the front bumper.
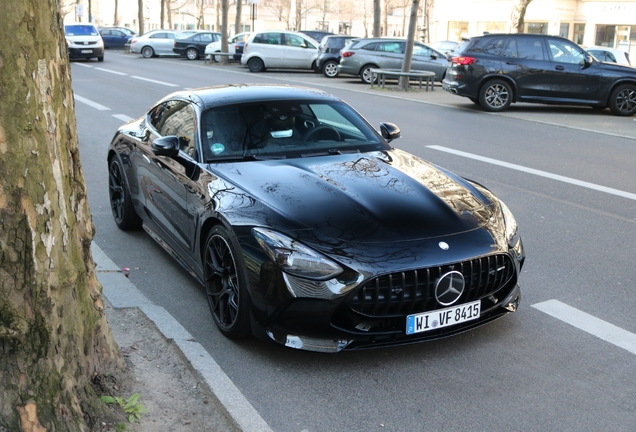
[68,47,104,59]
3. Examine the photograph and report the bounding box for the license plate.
[81,49,92,53]
[406,300,480,335]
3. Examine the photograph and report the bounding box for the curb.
[92,243,273,432]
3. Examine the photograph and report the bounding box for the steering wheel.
[303,125,341,142]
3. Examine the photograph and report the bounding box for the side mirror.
[380,122,401,143]
[151,136,180,157]
[431,53,438,60]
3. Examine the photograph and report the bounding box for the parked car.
[205,32,251,61]
[299,30,333,42]
[583,46,631,66]
[429,40,459,54]
[242,31,320,72]
[338,38,449,84]
[99,27,132,48]
[173,31,221,60]
[107,84,525,353]
[443,33,636,116]
[64,23,104,62]
[316,34,360,77]
[129,30,184,58]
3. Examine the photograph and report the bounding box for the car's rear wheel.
[322,60,339,78]
[247,57,265,72]
[186,47,199,60]
[204,226,251,338]
[141,46,154,58]
[108,158,141,230]
[360,65,378,84]
[608,84,636,116]
[479,79,512,112]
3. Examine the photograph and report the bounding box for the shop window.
[574,23,585,45]
[525,23,548,34]
[559,23,569,39]
[477,21,506,35]
[448,21,468,41]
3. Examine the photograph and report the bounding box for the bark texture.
[0,1,122,430]
[511,0,533,33]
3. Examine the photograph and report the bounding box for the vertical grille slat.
[349,254,515,317]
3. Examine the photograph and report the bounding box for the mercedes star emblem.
[435,271,465,306]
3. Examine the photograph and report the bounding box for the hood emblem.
[435,271,465,306]
[439,241,449,250]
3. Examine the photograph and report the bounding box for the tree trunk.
[160,0,165,29]
[235,0,242,34]
[399,0,420,90]
[166,0,172,29]
[221,0,229,63]
[138,0,145,34]
[295,0,302,31]
[373,0,381,37]
[511,0,533,33]
[0,1,122,430]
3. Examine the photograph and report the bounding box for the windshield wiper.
[301,148,359,158]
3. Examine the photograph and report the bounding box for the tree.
[399,0,420,90]
[234,0,243,33]
[221,0,229,63]
[373,0,381,37]
[0,1,122,430]
[511,0,533,33]
[138,0,145,33]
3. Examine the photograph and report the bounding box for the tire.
[97,56,104,62]
[213,50,221,62]
[479,79,513,112]
[608,84,636,116]
[204,226,251,339]
[322,60,339,78]
[360,65,378,84]
[247,57,265,73]
[186,47,199,60]
[141,46,154,58]
[108,158,141,230]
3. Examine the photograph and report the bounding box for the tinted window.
[254,33,281,45]
[361,42,378,51]
[514,37,545,60]
[65,25,99,36]
[482,37,509,56]
[547,38,585,64]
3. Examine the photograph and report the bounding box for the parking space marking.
[72,63,93,68]
[532,300,636,356]
[428,145,636,201]
[112,114,134,122]
[74,94,110,111]
[131,76,179,87]
[95,67,128,76]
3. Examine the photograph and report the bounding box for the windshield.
[200,101,388,162]
[65,25,98,36]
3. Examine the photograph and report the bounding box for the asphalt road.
[71,51,636,432]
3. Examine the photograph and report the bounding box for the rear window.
[65,25,98,36]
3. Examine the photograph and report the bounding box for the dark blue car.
[99,27,132,48]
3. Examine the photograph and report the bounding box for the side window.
[413,44,432,57]
[515,37,545,60]
[548,38,586,64]
[284,34,307,47]
[151,33,165,39]
[503,38,518,58]
[258,33,281,45]
[149,101,198,157]
[377,42,404,53]
[361,42,378,51]
[482,37,508,56]
[605,51,617,62]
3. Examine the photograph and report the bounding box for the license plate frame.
[81,49,93,54]
[406,300,481,335]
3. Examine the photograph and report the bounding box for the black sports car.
[107,84,525,352]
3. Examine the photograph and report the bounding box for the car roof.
[157,84,340,110]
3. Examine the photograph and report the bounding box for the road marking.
[532,300,636,356]
[131,75,179,87]
[427,145,636,201]
[95,67,128,76]
[72,62,93,68]
[112,114,134,122]
[74,94,110,111]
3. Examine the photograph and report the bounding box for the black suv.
[316,35,359,77]
[442,33,636,116]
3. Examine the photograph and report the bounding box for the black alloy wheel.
[322,60,339,78]
[141,46,154,58]
[108,158,141,230]
[204,226,251,338]
[186,47,199,60]
[479,79,512,112]
[608,84,636,116]
[360,65,378,84]
[247,57,265,72]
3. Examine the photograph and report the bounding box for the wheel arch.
[477,75,517,102]
[603,78,636,106]
[358,63,380,76]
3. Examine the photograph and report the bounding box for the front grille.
[348,254,515,317]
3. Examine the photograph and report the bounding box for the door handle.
[555,65,565,71]
[505,61,518,65]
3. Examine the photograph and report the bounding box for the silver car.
[337,38,449,84]
[130,30,184,58]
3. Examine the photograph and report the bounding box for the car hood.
[599,61,636,72]
[208,149,496,243]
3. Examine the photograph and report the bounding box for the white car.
[241,31,320,72]
[205,32,251,61]
[584,46,631,66]
[64,23,104,62]
[129,30,184,58]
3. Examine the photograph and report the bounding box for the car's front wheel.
[322,60,339,78]
[360,65,378,84]
[608,84,636,116]
[186,47,199,60]
[204,226,251,338]
[141,46,154,58]
[247,57,265,72]
[479,79,513,112]
[108,157,141,230]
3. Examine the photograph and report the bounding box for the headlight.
[499,199,518,246]
[252,228,343,280]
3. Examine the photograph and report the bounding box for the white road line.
[428,145,636,201]
[131,75,179,87]
[74,94,110,111]
[95,67,127,76]
[112,114,134,122]
[72,63,93,68]
[532,300,636,356]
